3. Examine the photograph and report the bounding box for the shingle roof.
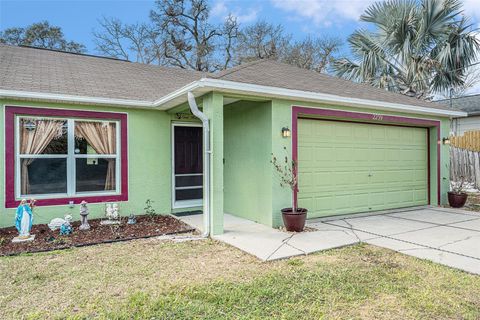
[0,44,450,112]
[211,59,448,110]
[0,44,205,102]
[435,94,480,115]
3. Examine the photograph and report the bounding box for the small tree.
[144,199,157,219]
[271,147,298,212]
[451,176,467,194]
[0,21,86,53]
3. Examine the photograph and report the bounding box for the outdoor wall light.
[442,137,451,145]
[282,127,291,138]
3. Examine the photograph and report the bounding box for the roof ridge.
[1,44,207,76]
[212,59,270,79]
[0,44,132,62]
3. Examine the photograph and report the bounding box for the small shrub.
[144,199,157,218]
[110,224,122,239]
[50,237,70,246]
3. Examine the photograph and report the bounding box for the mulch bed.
[0,215,195,256]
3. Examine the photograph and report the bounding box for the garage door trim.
[291,106,441,209]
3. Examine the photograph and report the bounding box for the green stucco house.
[0,44,466,235]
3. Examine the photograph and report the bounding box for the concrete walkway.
[179,207,480,275]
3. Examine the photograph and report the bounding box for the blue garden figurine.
[12,199,35,242]
[59,222,73,236]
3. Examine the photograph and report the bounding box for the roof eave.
[1,79,468,117]
[156,78,468,117]
[0,89,154,108]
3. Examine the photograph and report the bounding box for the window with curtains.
[17,116,120,198]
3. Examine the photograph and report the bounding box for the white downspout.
[187,92,211,237]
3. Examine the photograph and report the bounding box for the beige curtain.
[20,119,64,194]
[75,121,117,190]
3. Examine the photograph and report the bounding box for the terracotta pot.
[281,208,307,232]
[447,191,468,208]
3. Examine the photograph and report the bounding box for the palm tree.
[332,0,480,99]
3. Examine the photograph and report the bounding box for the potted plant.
[448,177,468,208]
[271,147,307,232]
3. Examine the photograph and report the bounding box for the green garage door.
[298,119,428,218]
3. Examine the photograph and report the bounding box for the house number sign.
[372,114,384,121]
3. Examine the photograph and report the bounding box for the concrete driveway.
[180,207,480,275]
[312,207,480,275]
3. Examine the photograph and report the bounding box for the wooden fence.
[450,130,480,189]
[450,131,480,152]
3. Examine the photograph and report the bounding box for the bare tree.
[282,36,342,73]
[149,0,238,71]
[235,21,341,73]
[0,21,85,53]
[235,21,290,63]
[93,0,237,70]
[92,0,341,74]
[217,15,239,70]
[93,17,162,64]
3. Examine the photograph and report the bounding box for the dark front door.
[173,125,203,207]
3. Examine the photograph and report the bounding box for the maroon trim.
[292,108,299,209]
[291,106,442,207]
[437,126,441,205]
[427,129,431,205]
[5,106,128,208]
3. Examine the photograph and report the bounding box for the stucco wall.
[223,101,273,225]
[0,100,193,227]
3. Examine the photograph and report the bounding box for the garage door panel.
[414,189,428,202]
[369,126,386,139]
[314,147,335,161]
[415,169,428,180]
[352,149,370,161]
[353,126,370,139]
[298,119,428,218]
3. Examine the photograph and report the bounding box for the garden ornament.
[59,221,73,235]
[112,203,119,219]
[79,201,90,230]
[48,214,73,231]
[106,203,113,218]
[101,203,120,225]
[127,213,136,225]
[12,199,35,242]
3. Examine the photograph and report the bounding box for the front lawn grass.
[0,239,479,319]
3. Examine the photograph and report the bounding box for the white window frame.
[15,115,121,200]
[171,122,203,209]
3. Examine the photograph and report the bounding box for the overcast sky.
[1,0,479,95]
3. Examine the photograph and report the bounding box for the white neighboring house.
[436,94,480,135]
